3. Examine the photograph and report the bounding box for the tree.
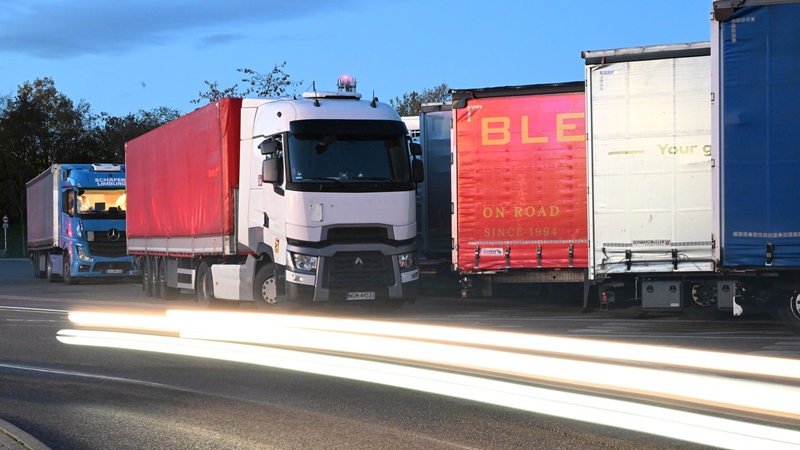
[193,62,302,103]
[86,106,181,161]
[192,80,242,104]
[238,64,302,98]
[0,78,90,224]
[390,83,451,117]
[0,77,179,249]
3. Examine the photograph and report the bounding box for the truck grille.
[88,230,128,258]
[326,227,389,243]
[323,251,395,289]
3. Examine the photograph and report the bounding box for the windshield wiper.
[300,177,345,185]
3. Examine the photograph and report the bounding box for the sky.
[0,0,712,117]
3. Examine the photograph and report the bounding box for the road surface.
[1,259,798,449]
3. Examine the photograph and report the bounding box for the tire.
[685,283,724,319]
[155,256,178,299]
[195,262,216,307]
[46,254,58,282]
[63,252,74,285]
[154,257,165,298]
[253,263,280,308]
[32,253,40,278]
[778,292,800,333]
[690,284,717,308]
[142,256,154,297]
[148,256,158,297]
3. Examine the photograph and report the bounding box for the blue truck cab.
[27,164,138,283]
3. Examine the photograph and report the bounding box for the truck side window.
[62,191,74,216]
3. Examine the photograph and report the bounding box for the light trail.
[61,309,800,447]
[56,328,800,450]
[201,311,800,378]
[65,310,800,417]
[68,309,800,379]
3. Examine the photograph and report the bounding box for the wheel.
[62,252,73,285]
[142,256,154,297]
[685,283,724,319]
[195,262,216,307]
[154,256,165,298]
[778,292,800,333]
[148,256,159,297]
[32,253,40,278]
[253,263,279,308]
[141,257,149,296]
[155,256,178,299]
[46,254,58,282]
[690,284,717,308]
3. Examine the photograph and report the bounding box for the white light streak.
[64,311,800,416]
[57,328,800,450]
[177,311,800,379]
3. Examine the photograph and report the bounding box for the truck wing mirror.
[262,153,280,184]
[410,142,422,156]
[258,139,280,155]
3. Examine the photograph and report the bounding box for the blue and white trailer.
[26,164,138,284]
[712,0,800,329]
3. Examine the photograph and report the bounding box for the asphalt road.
[1,258,798,449]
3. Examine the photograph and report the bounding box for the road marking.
[0,362,194,393]
[0,295,184,310]
[0,295,63,303]
[0,305,67,314]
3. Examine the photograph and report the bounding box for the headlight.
[76,245,92,262]
[289,252,318,274]
[398,252,416,271]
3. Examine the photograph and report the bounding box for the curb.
[0,419,49,450]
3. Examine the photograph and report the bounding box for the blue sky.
[0,0,712,117]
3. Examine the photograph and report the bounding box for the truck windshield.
[286,125,413,192]
[76,189,126,219]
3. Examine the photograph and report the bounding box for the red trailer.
[125,98,241,251]
[450,83,587,296]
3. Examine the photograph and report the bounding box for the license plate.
[106,269,123,274]
[346,291,375,301]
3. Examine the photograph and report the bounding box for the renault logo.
[354,257,364,266]
[108,229,121,241]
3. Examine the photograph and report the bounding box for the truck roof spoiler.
[91,164,122,172]
[302,91,362,100]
